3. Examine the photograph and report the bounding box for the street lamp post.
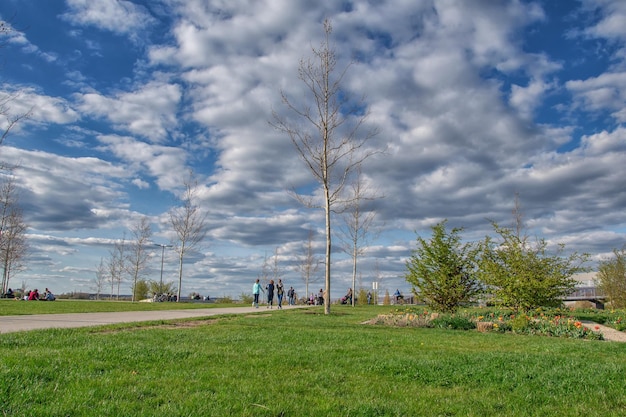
[155,244,172,288]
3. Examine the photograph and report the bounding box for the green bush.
[511,314,531,332]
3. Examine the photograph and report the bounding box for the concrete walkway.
[0,305,308,334]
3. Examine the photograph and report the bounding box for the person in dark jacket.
[266,280,275,309]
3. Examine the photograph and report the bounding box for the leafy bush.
[511,314,531,332]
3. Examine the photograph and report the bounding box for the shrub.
[511,314,531,332]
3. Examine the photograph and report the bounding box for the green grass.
[2,305,626,416]
[0,298,230,316]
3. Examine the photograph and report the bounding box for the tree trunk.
[324,186,331,314]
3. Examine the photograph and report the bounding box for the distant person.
[252,279,263,308]
[28,289,39,301]
[317,289,324,305]
[394,289,403,304]
[4,288,14,299]
[276,279,284,309]
[367,291,372,305]
[287,286,295,305]
[43,288,56,301]
[266,280,275,309]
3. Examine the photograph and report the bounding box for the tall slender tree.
[107,236,126,300]
[1,20,32,155]
[272,19,379,314]
[93,257,107,300]
[0,173,27,294]
[336,165,380,306]
[169,171,208,302]
[297,230,321,301]
[127,216,152,302]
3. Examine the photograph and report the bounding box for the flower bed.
[372,307,604,340]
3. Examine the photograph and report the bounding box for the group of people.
[19,288,56,301]
[308,288,325,305]
[251,282,405,306]
[252,279,296,309]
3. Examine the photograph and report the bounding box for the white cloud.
[75,81,182,142]
[62,0,156,41]
[566,72,626,122]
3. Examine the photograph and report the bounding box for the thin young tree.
[271,247,282,283]
[1,20,32,154]
[336,165,380,306]
[93,257,107,300]
[126,216,152,302]
[271,19,379,314]
[169,171,208,302]
[0,206,27,294]
[107,236,126,300]
[297,230,321,301]
[259,251,271,288]
[0,173,28,294]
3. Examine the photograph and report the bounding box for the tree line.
[93,171,208,302]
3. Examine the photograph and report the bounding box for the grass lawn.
[1,304,626,416]
[0,298,228,316]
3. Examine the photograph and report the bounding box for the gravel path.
[582,321,626,342]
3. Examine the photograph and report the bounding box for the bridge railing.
[564,286,605,300]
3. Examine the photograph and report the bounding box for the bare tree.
[93,257,107,300]
[107,236,126,300]
[169,171,208,302]
[126,216,152,302]
[1,20,32,155]
[0,173,28,294]
[512,192,524,239]
[271,19,379,314]
[271,247,282,283]
[257,251,271,304]
[336,165,380,306]
[297,229,321,302]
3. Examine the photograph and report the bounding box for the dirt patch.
[93,318,219,334]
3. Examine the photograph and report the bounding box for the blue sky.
[1,0,625,299]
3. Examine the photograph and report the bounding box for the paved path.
[582,321,626,342]
[0,305,307,334]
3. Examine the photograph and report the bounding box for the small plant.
[511,314,531,332]
[240,293,254,304]
[383,290,391,305]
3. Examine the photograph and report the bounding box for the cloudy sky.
[0,0,625,299]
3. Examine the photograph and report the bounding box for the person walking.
[252,279,263,308]
[287,286,295,305]
[276,279,285,309]
[266,279,275,309]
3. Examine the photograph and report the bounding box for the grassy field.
[1,303,626,416]
[0,298,224,316]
